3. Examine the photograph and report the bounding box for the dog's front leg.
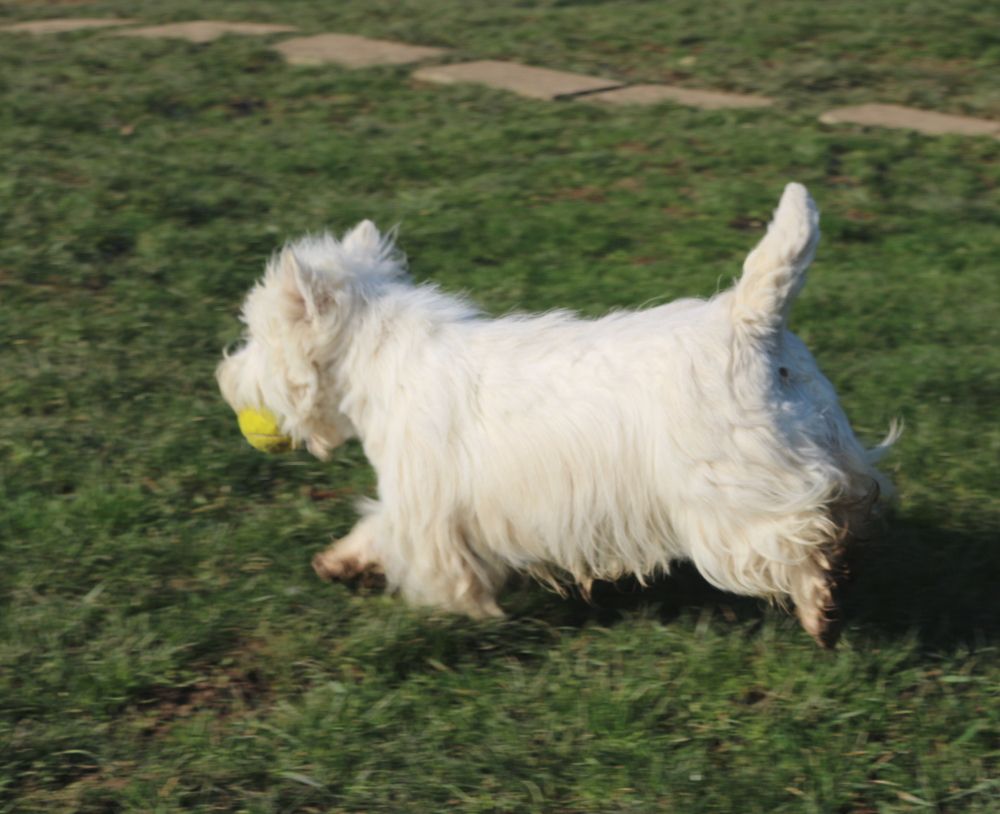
[385,518,508,620]
[312,514,383,583]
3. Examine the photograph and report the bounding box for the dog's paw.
[312,549,385,588]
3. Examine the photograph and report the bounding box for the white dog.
[217,183,897,646]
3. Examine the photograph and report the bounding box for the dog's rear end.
[714,183,898,644]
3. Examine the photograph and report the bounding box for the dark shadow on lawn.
[839,512,999,649]
[512,564,766,634]
[342,512,998,682]
[520,511,1000,652]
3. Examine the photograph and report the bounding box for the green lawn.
[1,2,998,812]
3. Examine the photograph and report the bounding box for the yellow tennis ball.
[237,407,293,453]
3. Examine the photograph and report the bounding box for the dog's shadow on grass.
[509,565,766,634]
[839,513,998,649]
[359,513,997,681]
[502,511,1000,652]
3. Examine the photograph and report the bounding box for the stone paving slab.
[584,83,774,110]
[113,21,296,44]
[413,60,622,101]
[820,103,1000,138]
[0,18,137,34]
[274,33,446,67]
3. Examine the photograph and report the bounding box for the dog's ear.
[275,247,333,324]
[340,220,405,284]
[341,219,382,256]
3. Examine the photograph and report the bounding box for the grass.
[1,1,998,812]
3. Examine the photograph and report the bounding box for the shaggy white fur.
[217,183,897,645]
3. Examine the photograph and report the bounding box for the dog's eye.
[779,366,790,379]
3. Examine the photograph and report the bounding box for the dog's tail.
[731,183,820,342]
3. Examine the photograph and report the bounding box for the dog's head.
[216,220,404,459]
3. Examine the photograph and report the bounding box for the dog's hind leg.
[684,506,846,647]
[790,553,842,648]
